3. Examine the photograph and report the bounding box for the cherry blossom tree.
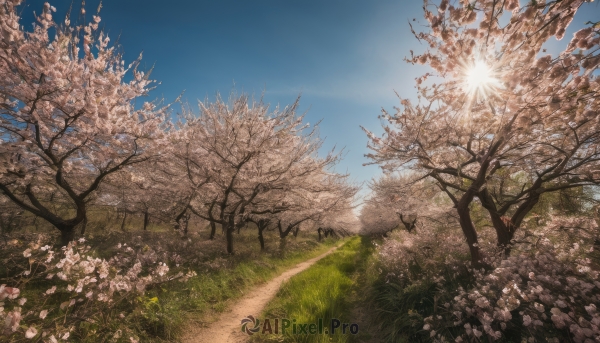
[360,174,457,236]
[272,175,358,240]
[176,93,352,254]
[359,197,400,237]
[314,203,359,240]
[0,1,169,245]
[364,0,600,264]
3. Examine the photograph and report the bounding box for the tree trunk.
[226,227,234,254]
[478,188,540,256]
[477,188,514,255]
[120,212,128,232]
[254,220,269,250]
[183,214,189,236]
[258,226,265,250]
[225,213,236,254]
[278,237,287,256]
[293,226,300,238]
[175,207,187,232]
[399,214,417,233]
[1,178,89,247]
[143,210,149,231]
[278,221,294,239]
[56,206,87,246]
[456,203,484,267]
[318,227,322,241]
[209,221,217,240]
[60,226,76,246]
[79,215,88,235]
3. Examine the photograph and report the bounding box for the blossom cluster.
[378,224,468,287]
[0,236,196,342]
[421,221,600,342]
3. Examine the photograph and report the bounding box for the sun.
[466,60,494,92]
[462,59,502,100]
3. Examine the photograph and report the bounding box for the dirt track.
[180,246,338,343]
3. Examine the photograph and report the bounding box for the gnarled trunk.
[456,202,484,267]
[183,214,190,236]
[399,213,417,233]
[478,188,541,256]
[225,214,237,254]
[226,226,234,254]
[209,221,217,240]
[79,215,88,235]
[120,212,128,232]
[258,229,265,250]
[60,226,76,246]
[257,221,267,250]
[143,210,149,231]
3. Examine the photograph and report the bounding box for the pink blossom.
[25,326,38,339]
[39,309,48,319]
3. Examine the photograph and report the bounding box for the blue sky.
[18,0,600,201]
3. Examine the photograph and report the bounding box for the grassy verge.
[252,236,376,343]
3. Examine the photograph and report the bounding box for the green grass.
[252,236,375,343]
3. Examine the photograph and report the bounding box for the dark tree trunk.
[175,207,187,232]
[318,227,323,241]
[278,220,294,239]
[225,214,236,254]
[293,226,300,238]
[209,221,217,240]
[477,188,514,255]
[0,148,132,247]
[258,226,265,250]
[143,210,149,231]
[477,188,541,256]
[39,195,87,246]
[257,220,269,250]
[120,212,128,232]
[276,221,291,256]
[399,214,417,233]
[183,214,190,236]
[79,215,88,235]
[226,227,234,254]
[60,226,76,246]
[456,202,484,267]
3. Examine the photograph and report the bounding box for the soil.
[180,246,338,343]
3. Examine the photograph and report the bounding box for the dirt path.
[180,246,339,343]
